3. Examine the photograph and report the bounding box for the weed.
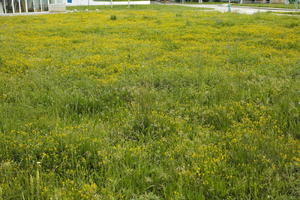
[110,15,117,20]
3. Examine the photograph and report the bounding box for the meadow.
[0,5,299,200]
[235,3,300,9]
[165,1,299,9]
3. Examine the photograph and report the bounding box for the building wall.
[66,0,150,6]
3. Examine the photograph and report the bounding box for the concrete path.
[167,3,299,14]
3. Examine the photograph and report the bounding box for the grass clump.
[110,15,117,20]
[0,5,299,200]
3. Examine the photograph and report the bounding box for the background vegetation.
[236,3,300,9]
[168,0,299,9]
[0,5,299,200]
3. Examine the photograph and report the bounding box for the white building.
[0,0,65,14]
[66,0,150,6]
[0,0,150,14]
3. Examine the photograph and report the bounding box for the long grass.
[0,5,299,200]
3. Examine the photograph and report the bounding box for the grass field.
[277,11,300,15]
[67,4,211,11]
[235,3,300,9]
[178,2,300,9]
[0,5,299,200]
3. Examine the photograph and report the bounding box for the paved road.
[167,3,299,14]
